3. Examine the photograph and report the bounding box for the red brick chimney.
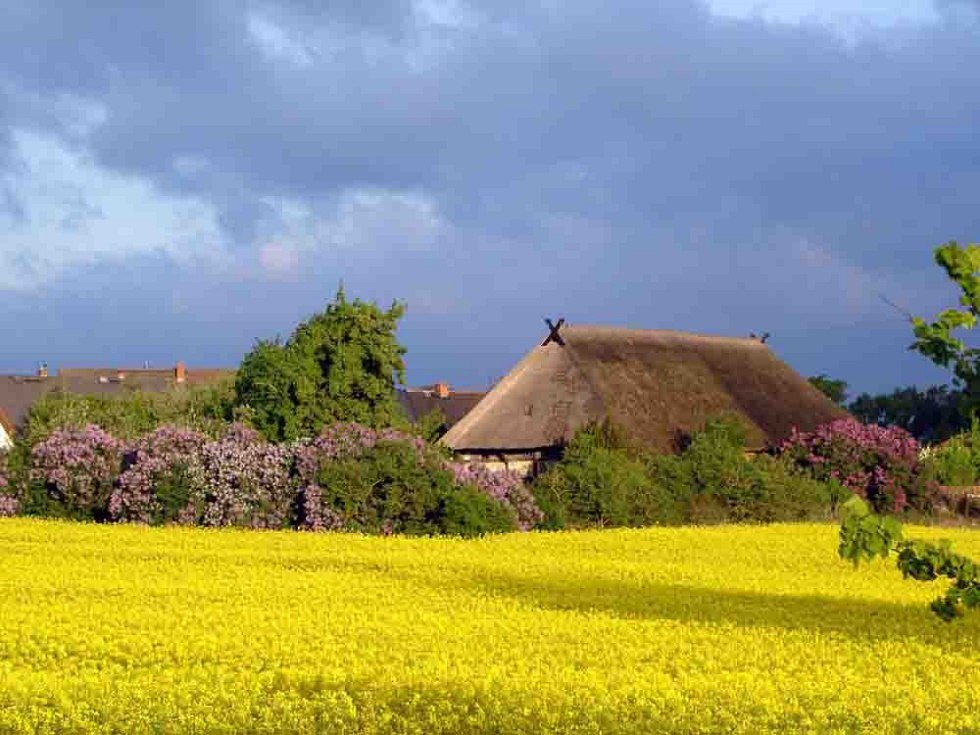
[175,361,186,384]
[434,382,450,399]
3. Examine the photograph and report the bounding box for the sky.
[1,0,978,397]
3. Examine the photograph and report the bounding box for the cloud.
[0,130,227,290]
[0,0,978,392]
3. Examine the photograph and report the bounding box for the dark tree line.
[809,377,968,445]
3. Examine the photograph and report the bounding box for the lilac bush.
[448,461,543,530]
[31,425,124,519]
[111,425,208,524]
[0,451,16,518]
[295,422,542,531]
[294,422,426,482]
[198,424,295,529]
[295,423,430,530]
[16,419,541,534]
[780,418,937,513]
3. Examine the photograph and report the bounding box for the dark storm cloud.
[1,0,979,391]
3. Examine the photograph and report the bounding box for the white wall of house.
[0,424,11,451]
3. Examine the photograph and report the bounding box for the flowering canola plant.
[0,520,978,734]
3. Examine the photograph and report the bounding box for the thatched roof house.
[441,324,845,472]
[0,407,13,450]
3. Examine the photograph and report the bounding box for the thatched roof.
[0,406,13,438]
[441,325,846,454]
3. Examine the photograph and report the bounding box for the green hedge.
[532,417,843,529]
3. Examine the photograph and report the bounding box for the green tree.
[912,241,980,412]
[808,374,849,407]
[235,287,407,441]
[848,385,968,444]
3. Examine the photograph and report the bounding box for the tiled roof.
[0,367,235,431]
[397,388,485,427]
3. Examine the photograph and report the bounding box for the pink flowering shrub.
[295,422,541,533]
[0,451,16,518]
[31,425,124,520]
[448,462,543,530]
[198,424,295,529]
[111,426,209,524]
[780,418,938,513]
[14,420,541,535]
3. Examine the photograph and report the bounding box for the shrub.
[9,419,539,536]
[921,419,980,487]
[532,428,664,529]
[447,462,543,530]
[302,439,516,536]
[197,424,295,529]
[296,423,538,533]
[30,425,125,520]
[780,418,938,513]
[22,379,236,446]
[537,416,840,529]
[925,438,976,486]
[0,451,16,518]
[111,426,209,525]
[678,417,838,522]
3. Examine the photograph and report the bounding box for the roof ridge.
[561,324,766,345]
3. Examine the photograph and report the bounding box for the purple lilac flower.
[447,461,543,530]
[0,451,16,518]
[31,425,124,516]
[780,418,935,513]
[111,425,208,524]
[295,422,543,531]
[198,424,295,529]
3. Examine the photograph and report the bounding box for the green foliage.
[533,415,838,529]
[808,374,849,406]
[437,484,518,537]
[911,242,980,412]
[922,419,980,486]
[236,287,407,441]
[838,496,980,621]
[532,427,654,528]
[412,407,450,443]
[924,440,975,486]
[21,379,236,446]
[680,416,839,523]
[313,441,516,536]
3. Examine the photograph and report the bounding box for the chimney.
[37,362,48,378]
[434,382,450,399]
[175,361,186,384]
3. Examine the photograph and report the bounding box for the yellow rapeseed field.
[0,520,978,734]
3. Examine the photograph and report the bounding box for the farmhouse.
[0,359,481,444]
[441,322,846,474]
[0,363,235,439]
[397,382,486,429]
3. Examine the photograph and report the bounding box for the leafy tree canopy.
[235,287,406,441]
[912,241,980,411]
[848,384,968,444]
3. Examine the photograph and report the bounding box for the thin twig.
[877,292,914,322]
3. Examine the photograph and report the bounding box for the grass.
[0,519,978,733]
